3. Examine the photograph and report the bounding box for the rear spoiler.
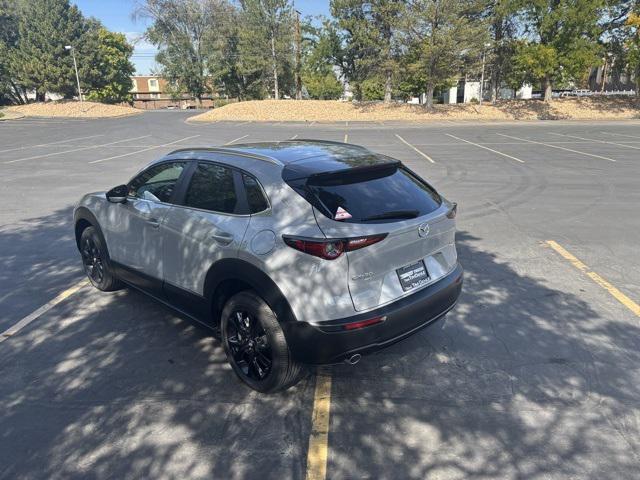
[305,161,400,186]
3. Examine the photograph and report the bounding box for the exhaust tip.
[344,353,362,365]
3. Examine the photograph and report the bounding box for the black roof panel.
[223,140,368,163]
[224,140,398,178]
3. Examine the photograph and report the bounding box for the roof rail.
[166,147,282,165]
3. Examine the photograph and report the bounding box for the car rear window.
[299,165,442,223]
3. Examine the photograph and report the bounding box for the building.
[130,75,215,109]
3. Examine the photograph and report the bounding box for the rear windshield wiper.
[361,210,419,222]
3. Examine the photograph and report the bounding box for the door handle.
[147,218,160,229]
[210,231,234,245]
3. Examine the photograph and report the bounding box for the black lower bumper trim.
[283,263,463,365]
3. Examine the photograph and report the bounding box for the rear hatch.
[284,156,457,312]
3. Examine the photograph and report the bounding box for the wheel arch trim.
[204,258,298,326]
[73,207,111,261]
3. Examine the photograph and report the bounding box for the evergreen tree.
[301,19,344,99]
[625,10,640,96]
[237,0,295,100]
[11,0,86,101]
[401,0,489,108]
[331,0,403,103]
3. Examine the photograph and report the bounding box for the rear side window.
[305,166,441,223]
[242,173,269,213]
[184,163,238,213]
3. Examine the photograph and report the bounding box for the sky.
[72,0,331,75]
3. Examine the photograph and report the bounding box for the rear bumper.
[283,263,463,365]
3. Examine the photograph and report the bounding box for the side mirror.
[106,184,128,203]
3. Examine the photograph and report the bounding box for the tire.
[79,226,122,292]
[221,291,305,393]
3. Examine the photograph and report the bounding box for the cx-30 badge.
[418,222,430,238]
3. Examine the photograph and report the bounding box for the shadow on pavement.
[0,207,82,329]
[1,217,639,479]
[327,231,640,479]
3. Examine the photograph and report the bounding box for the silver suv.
[74,141,463,392]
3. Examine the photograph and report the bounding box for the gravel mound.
[190,98,640,123]
[8,101,140,118]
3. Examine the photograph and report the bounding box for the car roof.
[168,140,397,177]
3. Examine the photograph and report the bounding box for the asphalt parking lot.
[1,111,639,480]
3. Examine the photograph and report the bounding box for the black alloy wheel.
[226,310,273,381]
[78,226,122,292]
[81,235,105,284]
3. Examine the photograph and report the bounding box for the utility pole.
[65,45,83,103]
[295,9,302,100]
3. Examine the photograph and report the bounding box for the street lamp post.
[479,43,491,106]
[65,45,83,103]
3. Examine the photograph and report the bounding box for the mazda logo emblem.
[418,223,430,238]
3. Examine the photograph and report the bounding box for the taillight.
[283,234,387,260]
[446,202,457,219]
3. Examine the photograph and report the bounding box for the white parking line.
[601,131,639,139]
[0,134,105,155]
[225,134,249,145]
[235,121,252,126]
[497,133,616,162]
[290,134,299,140]
[344,134,348,143]
[89,135,201,164]
[0,280,88,344]
[5,135,152,164]
[548,132,640,151]
[395,134,435,163]
[445,133,525,163]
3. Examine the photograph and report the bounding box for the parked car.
[74,141,463,392]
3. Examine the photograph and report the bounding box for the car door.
[162,161,251,307]
[105,161,188,293]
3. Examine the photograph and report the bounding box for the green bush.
[303,72,343,100]
[360,78,385,101]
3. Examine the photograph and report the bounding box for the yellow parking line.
[546,241,640,317]
[305,371,332,480]
[0,280,89,343]
[395,134,435,163]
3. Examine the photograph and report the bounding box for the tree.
[207,8,261,99]
[626,11,640,96]
[10,0,86,101]
[238,0,295,100]
[0,0,23,104]
[331,0,403,103]
[514,0,605,101]
[301,19,344,99]
[135,0,234,105]
[81,26,135,104]
[401,0,488,108]
[483,0,519,102]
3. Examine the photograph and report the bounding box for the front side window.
[184,163,238,213]
[128,162,187,203]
